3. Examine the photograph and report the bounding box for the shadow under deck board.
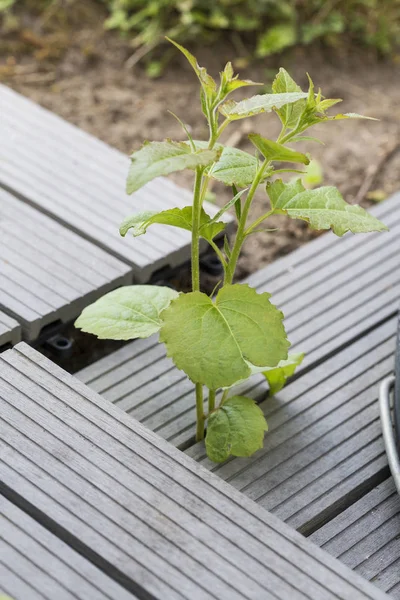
[0,343,388,600]
[309,478,400,599]
[0,187,131,341]
[0,496,137,600]
[0,311,21,348]
[77,192,400,448]
[0,84,232,282]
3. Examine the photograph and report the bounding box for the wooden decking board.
[186,317,397,534]
[77,193,400,448]
[247,190,399,290]
[0,344,389,600]
[0,84,232,282]
[0,187,131,340]
[0,496,137,600]
[310,479,400,597]
[0,311,21,348]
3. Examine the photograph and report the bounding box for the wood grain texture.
[310,478,400,598]
[0,311,21,348]
[187,317,397,536]
[77,192,400,448]
[0,344,388,600]
[0,187,131,340]
[0,496,137,600]
[0,84,232,282]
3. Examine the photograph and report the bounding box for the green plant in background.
[102,0,400,70]
[76,40,387,462]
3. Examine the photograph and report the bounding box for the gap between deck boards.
[0,482,154,600]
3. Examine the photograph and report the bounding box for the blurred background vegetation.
[1,0,399,75]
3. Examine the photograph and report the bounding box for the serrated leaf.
[272,68,306,129]
[219,91,308,121]
[160,284,289,389]
[119,206,225,243]
[262,353,304,395]
[208,146,264,186]
[267,179,388,236]
[126,140,219,194]
[249,134,310,165]
[206,395,268,462]
[75,286,179,340]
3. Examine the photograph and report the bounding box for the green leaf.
[126,140,220,194]
[159,284,289,389]
[232,183,242,220]
[223,235,231,259]
[272,68,306,129]
[220,61,262,96]
[75,285,179,340]
[302,159,323,188]
[219,91,308,121]
[205,395,268,462]
[267,179,388,236]
[208,146,264,186]
[262,353,305,395]
[248,134,310,165]
[256,23,297,58]
[289,135,324,145]
[167,38,217,108]
[208,188,248,223]
[328,112,378,121]
[120,206,225,243]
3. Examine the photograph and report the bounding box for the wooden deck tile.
[0,344,388,599]
[77,192,400,448]
[0,496,137,600]
[0,84,231,282]
[186,317,396,538]
[310,479,400,598]
[0,311,21,348]
[0,187,131,340]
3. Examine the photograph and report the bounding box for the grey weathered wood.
[186,317,397,535]
[310,478,400,598]
[0,311,21,348]
[0,496,137,600]
[77,192,400,448]
[0,84,231,282]
[0,344,389,600]
[0,187,131,340]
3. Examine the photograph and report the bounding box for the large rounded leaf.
[159,284,289,389]
[75,285,179,340]
[205,395,268,462]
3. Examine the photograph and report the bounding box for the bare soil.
[2,5,400,281]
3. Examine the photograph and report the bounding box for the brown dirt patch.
[2,3,400,282]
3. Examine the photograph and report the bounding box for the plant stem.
[225,161,269,284]
[244,209,274,236]
[195,383,205,441]
[191,168,203,292]
[208,389,216,413]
